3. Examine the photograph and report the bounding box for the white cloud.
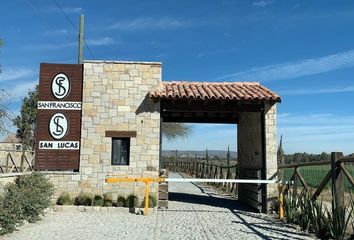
[279,86,354,95]
[62,7,83,13]
[216,49,354,82]
[9,81,37,100]
[43,29,69,36]
[24,42,76,51]
[278,113,354,154]
[252,0,273,7]
[108,17,199,30]
[0,68,35,82]
[86,37,116,46]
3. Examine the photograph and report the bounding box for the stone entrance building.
[37,60,280,212]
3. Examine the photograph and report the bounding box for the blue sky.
[0,0,354,154]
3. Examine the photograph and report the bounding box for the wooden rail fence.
[162,161,238,194]
[279,152,354,209]
[0,150,34,174]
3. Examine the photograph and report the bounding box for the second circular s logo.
[52,73,70,99]
[49,113,68,140]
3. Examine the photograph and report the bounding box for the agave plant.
[309,199,331,239]
[298,193,313,231]
[350,198,354,239]
[284,194,301,224]
[327,206,353,240]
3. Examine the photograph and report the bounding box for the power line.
[53,0,78,32]
[53,0,94,59]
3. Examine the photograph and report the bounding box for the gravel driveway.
[2,172,315,240]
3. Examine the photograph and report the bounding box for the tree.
[161,122,191,141]
[0,39,12,133]
[13,86,38,150]
[0,90,12,133]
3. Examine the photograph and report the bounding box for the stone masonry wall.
[45,61,162,202]
[237,103,278,200]
[265,103,277,197]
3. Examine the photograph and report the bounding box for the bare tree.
[0,39,13,133]
[0,89,12,133]
[162,123,191,141]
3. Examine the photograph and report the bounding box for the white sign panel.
[52,73,70,99]
[39,141,79,150]
[49,113,68,140]
[37,101,82,110]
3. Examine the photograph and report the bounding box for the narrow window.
[112,138,130,165]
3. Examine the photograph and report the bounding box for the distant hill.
[162,150,237,159]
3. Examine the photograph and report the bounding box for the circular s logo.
[52,73,70,99]
[49,113,68,140]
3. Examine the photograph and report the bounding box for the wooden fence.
[162,161,238,194]
[279,152,354,208]
[0,150,34,174]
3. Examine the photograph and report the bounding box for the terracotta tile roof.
[149,82,281,102]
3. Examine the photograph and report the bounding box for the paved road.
[2,172,315,240]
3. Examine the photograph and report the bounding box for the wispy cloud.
[86,37,116,46]
[252,0,273,7]
[43,28,69,36]
[216,49,354,82]
[278,113,354,153]
[0,68,35,82]
[62,6,83,13]
[9,81,37,100]
[24,42,76,51]
[279,86,354,95]
[108,17,200,30]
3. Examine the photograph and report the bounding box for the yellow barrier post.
[278,184,285,220]
[105,177,165,216]
[144,182,150,215]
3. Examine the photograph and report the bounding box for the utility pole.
[227,145,230,167]
[78,14,84,64]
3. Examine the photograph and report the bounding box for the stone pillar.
[265,103,277,197]
[237,103,278,211]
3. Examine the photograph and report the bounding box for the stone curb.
[49,205,157,214]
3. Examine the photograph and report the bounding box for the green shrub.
[74,193,93,206]
[117,196,126,207]
[103,193,113,207]
[14,173,54,222]
[0,172,54,235]
[57,192,73,205]
[126,194,138,208]
[141,194,157,208]
[92,195,104,206]
[0,183,25,234]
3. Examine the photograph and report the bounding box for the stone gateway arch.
[35,60,280,212]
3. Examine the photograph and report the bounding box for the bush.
[92,195,104,206]
[117,196,126,207]
[141,194,157,208]
[0,172,54,234]
[14,173,54,222]
[74,193,93,206]
[0,183,25,234]
[103,193,113,207]
[57,192,73,205]
[126,194,138,208]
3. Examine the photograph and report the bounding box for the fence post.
[20,151,25,172]
[292,166,298,198]
[331,152,344,210]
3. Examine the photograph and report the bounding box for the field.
[281,164,354,193]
